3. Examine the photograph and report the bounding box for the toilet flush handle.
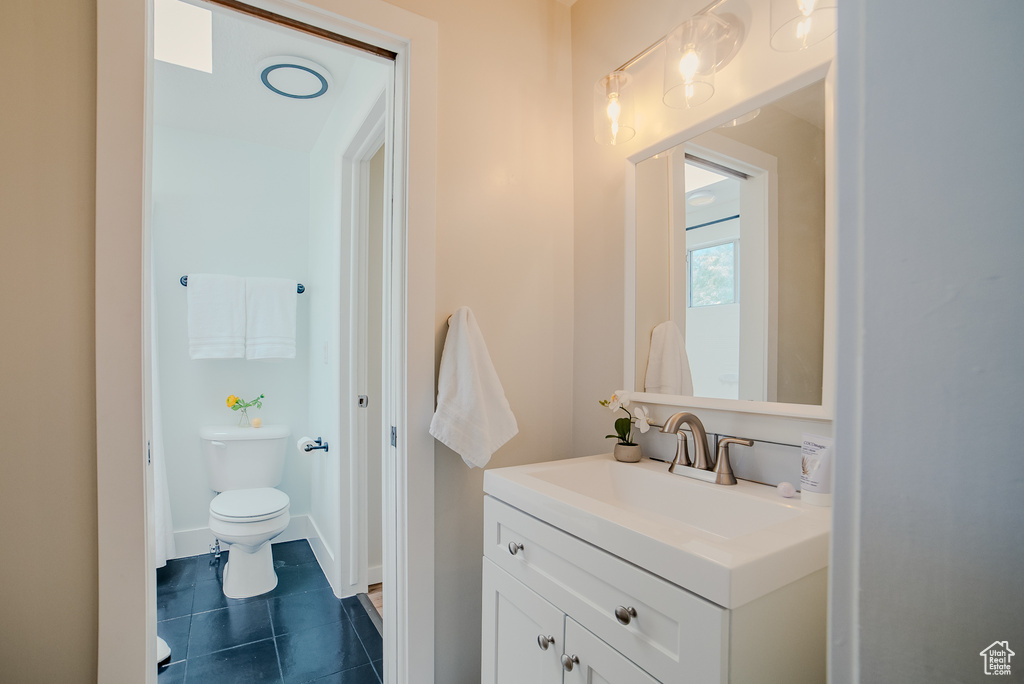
[210,441,226,449]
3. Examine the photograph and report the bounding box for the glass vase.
[237,408,250,427]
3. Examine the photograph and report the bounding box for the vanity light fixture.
[592,0,743,144]
[594,71,636,145]
[663,14,724,109]
[770,0,837,52]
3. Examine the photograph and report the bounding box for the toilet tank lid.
[200,425,291,440]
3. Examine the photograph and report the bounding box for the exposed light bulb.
[606,95,621,121]
[796,16,812,39]
[678,49,699,81]
[798,0,817,16]
[607,95,621,140]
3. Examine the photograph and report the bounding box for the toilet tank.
[200,425,291,492]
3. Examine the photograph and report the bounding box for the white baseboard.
[307,514,343,596]
[367,563,382,585]
[172,514,316,559]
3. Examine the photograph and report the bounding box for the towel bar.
[179,275,305,294]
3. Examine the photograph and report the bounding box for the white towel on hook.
[645,320,694,395]
[430,306,518,468]
[245,277,297,360]
[187,273,246,359]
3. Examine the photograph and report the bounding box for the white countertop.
[483,453,831,608]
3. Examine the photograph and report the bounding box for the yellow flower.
[227,395,238,408]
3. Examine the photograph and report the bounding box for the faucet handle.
[668,432,691,473]
[713,437,754,485]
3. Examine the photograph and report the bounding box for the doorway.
[95,0,438,682]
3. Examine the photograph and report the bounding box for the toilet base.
[222,542,279,599]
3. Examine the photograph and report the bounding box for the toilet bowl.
[201,425,291,599]
[209,487,290,598]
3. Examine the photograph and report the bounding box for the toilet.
[200,424,291,599]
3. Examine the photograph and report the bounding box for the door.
[482,558,564,684]
[562,618,661,684]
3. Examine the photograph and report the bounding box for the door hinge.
[146,441,152,465]
[390,426,397,447]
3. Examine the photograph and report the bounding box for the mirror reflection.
[634,79,825,405]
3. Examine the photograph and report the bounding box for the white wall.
[152,125,312,536]
[831,1,1024,680]
[571,0,833,455]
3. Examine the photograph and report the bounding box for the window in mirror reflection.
[689,241,736,307]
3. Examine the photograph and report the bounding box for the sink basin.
[483,453,831,608]
[527,457,802,539]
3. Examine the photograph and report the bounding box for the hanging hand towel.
[429,306,518,468]
[645,320,694,395]
[245,277,297,360]
[187,273,246,359]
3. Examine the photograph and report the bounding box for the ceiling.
[154,3,370,151]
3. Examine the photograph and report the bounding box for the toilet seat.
[210,488,290,523]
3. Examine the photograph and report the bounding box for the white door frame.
[95,1,437,682]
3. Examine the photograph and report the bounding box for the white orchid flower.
[602,392,628,412]
[633,405,651,434]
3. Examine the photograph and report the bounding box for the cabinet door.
[561,618,661,684]
[482,558,564,684]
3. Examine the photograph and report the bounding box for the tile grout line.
[350,618,380,682]
[269,601,285,683]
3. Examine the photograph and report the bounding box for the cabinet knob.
[561,654,580,672]
[614,605,638,625]
[508,541,524,556]
[537,634,555,651]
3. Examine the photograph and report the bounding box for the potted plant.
[226,393,265,428]
[599,393,651,462]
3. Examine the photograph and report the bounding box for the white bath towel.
[245,277,297,360]
[645,320,694,395]
[187,273,246,359]
[430,307,518,468]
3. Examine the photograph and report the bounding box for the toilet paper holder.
[303,437,329,453]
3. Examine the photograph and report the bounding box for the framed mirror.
[625,68,834,420]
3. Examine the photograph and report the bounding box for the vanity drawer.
[484,495,728,684]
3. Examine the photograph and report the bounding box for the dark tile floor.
[157,540,382,684]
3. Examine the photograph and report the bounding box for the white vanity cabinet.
[482,559,660,684]
[482,495,727,683]
[481,493,827,684]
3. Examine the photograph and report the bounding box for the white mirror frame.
[624,61,836,427]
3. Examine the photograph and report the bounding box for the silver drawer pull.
[614,605,638,625]
[537,634,555,651]
[561,654,580,672]
[508,541,524,556]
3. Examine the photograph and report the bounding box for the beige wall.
[715,105,825,405]
[571,0,831,454]
[12,0,565,680]
[379,0,575,680]
[0,1,99,681]
[634,155,671,388]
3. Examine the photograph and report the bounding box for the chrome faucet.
[660,412,753,485]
